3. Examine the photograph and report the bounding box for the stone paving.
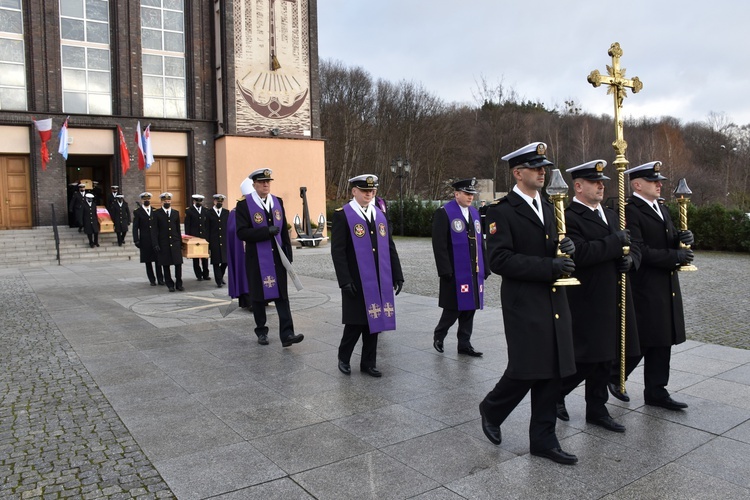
[1,240,749,499]
[0,274,173,499]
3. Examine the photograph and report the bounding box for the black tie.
[596,210,602,219]
[532,199,538,211]
[653,203,660,214]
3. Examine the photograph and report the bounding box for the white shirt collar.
[252,192,274,211]
[348,199,373,221]
[573,197,607,224]
[633,192,664,219]
[513,185,544,223]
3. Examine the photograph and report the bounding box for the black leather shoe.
[586,415,626,433]
[360,366,382,377]
[338,359,351,375]
[168,287,175,292]
[645,395,688,410]
[257,334,269,345]
[530,447,578,465]
[608,382,630,402]
[176,286,184,291]
[150,282,157,286]
[478,403,501,445]
[196,276,203,281]
[221,279,226,284]
[204,275,211,281]
[556,402,570,421]
[433,339,444,353]
[458,346,483,357]
[158,281,165,286]
[282,334,304,347]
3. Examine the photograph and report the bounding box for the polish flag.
[135,121,146,170]
[143,124,154,169]
[33,118,53,171]
[58,116,69,160]
[117,125,130,175]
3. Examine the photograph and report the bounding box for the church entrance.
[0,155,32,229]
[65,155,113,225]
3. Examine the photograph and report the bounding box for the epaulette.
[237,195,245,202]
[335,207,343,211]
[490,196,508,205]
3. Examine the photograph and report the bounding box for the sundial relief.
[235,0,311,134]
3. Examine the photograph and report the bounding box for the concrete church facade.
[0,0,324,232]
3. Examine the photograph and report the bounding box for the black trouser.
[213,263,227,286]
[611,345,672,401]
[338,324,378,369]
[252,297,294,341]
[192,258,210,279]
[145,262,164,284]
[481,374,561,452]
[561,361,611,419]
[162,264,182,290]
[87,232,99,246]
[433,308,476,349]
[116,231,127,245]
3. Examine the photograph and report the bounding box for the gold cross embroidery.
[383,302,394,318]
[368,303,382,319]
[263,275,276,288]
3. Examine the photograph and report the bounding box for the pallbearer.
[111,194,131,246]
[185,194,211,281]
[207,194,230,287]
[132,192,164,286]
[332,174,404,378]
[152,193,183,292]
[431,177,489,357]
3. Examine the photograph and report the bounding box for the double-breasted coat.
[82,201,100,235]
[132,206,159,263]
[565,202,640,363]
[151,208,183,266]
[206,207,229,264]
[110,201,131,233]
[432,202,489,310]
[69,191,86,227]
[625,197,686,347]
[331,207,403,325]
[484,191,576,380]
[234,196,293,302]
[184,205,208,239]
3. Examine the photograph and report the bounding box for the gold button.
[552,287,556,292]
[672,292,675,296]
[546,235,549,239]
[373,248,376,252]
[555,314,559,319]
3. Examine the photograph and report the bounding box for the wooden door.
[144,158,186,215]
[0,156,32,229]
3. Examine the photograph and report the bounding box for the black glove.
[394,280,404,295]
[134,241,140,248]
[617,255,633,273]
[268,225,280,236]
[552,257,575,277]
[678,230,694,246]
[615,229,631,246]
[558,237,575,255]
[341,283,357,298]
[153,245,160,252]
[677,248,694,263]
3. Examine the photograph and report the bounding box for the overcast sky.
[317,0,750,127]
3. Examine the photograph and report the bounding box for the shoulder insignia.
[237,195,245,202]
[335,207,343,211]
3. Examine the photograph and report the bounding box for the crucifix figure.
[587,42,643,397]
[269,0,298,71]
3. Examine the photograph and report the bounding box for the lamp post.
[721,144,737,206]
[390,157,411,236]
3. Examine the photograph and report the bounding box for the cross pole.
[587,42,643,397]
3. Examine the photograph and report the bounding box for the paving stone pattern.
[0,274,174,499]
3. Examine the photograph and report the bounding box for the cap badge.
[653,163,661,172]
[536,143,546,155]
[263,169,271,177]
[366,176,375,187]
[595,162,604,172]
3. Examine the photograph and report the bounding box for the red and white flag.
[135,121,146,170]
[117,125,130,175]
[33,118,53,171]
[143,124,154,169]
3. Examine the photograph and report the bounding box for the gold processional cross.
[587,42,643,396]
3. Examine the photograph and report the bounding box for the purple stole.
[343,204,396,333]
[246,195,284,300]
[444,200,485,310]
[226,209,249,299]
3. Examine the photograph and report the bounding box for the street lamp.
[390,156,411,236]
[721,144,737,206]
